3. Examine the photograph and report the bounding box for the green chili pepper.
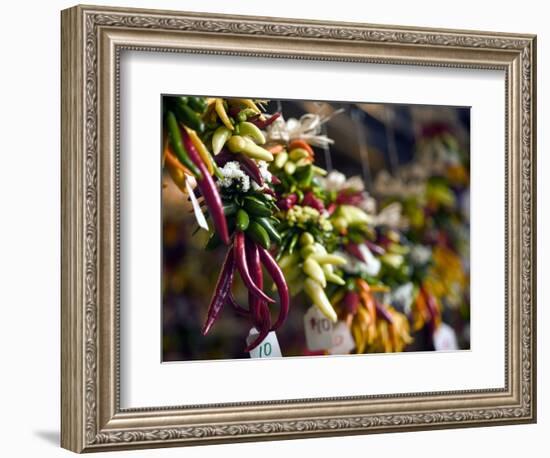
[165,111,201,178]
[236,209,250,231]
[172,99,205,133]
[287,232,299,254]
[187,96,208,113]
[255,217,281,244]
[246,221,271,249]
[243,196,272,217]
[296,164,314,186]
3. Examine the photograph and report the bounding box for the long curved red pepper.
[201,248,236,335]
[245,301,272,352]
[245,237,264,327]
[375,300,394,324]
[249,112,281,129]
[343,291,360,315]
[234,232,275,304]
[258,246,290,331]
[237,154,264,186]
[365,240,386,256]
[181,127,230,244]
[345,243,367,262]
[213,149,263,186]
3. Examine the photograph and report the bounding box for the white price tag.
[247,329,282,359]
[433,322,459,351]
[185,175,209,231]
[304,306,335,351]
[328,322,355,355]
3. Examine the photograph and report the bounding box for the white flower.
[374,202,403,228]
[344,176,365,192]
[218,161,250,192]
[410,244,431,266]
[321,171,346,191]
[250,160,272,191]
[336,246,381,277]
[391,282,414,314]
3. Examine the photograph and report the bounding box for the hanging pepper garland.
[163,97,454,353]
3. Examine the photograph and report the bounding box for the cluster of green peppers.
[215,194,282,250]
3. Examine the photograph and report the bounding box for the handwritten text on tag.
[247,329,282,359]
[304,306,335,351]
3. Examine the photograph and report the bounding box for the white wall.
[0,0,546,456]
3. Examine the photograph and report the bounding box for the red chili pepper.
[277,193,298,210]
[234,232,275,304]
[244,303,272,352]
[345,243,366,262]
[249,112,281,129]
[181,128,230,244]
[302,191,325,211]
[245,237,264,326]
[201,248,236,335]
[263,187,276,198]
[236,154,264,186]
[258,246,290,331]
[336,190,364,206]
[213,148,233,166]
[343,291,360,315]
[375,300,394,324]
[214,149,264,186]
[364,240,386,256]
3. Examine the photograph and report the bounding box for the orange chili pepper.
[164,142,190,175]
[356,278,370,293]
[288,139,314,158]
[266,144,286,154]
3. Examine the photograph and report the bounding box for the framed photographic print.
[61,4,537,453]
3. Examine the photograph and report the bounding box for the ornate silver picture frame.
[61,4,536,452]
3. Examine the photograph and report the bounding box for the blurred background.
[162,99,470,361]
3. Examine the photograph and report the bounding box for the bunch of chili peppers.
[267,145,417,353]
[372,124,470,347]
[163,96,287,351]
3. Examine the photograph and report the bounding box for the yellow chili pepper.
[230,98,262,114]
[304,278,337,323]
[215,98,234,130]
[303,258,326,287]
[184,127,214,176]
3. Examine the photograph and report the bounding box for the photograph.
[58,5,537,452]
[161,96,471,361]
